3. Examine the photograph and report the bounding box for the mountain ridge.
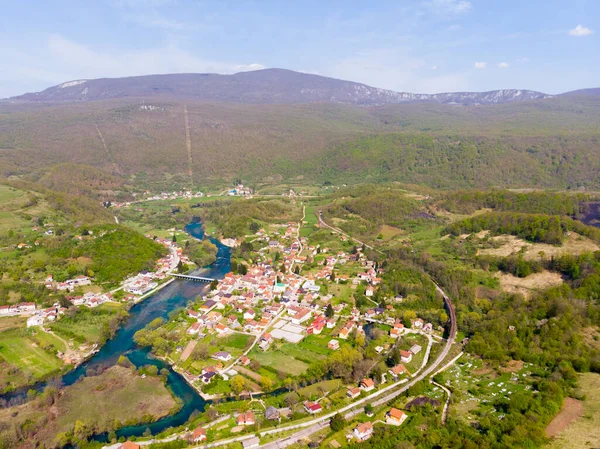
[8,68,554,106]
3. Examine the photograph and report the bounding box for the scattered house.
[236,411,255,426]
[213,351,232,362]
[304,401,322,414]
[347,387,361,399]
[400,350,413,363]
[423,322,433,332]
[389,364,411,379]
[353,422,373,441]
[328,339,340,350]
[191,427,207,443]
[242,437,260,449]
[240,355,251,366]
[386,408,408,426]
[360,378,375,392]
[265,406,281,421]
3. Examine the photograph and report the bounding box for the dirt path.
[95,123,122,174]
[183,105,194,185]
[546,397,583,438]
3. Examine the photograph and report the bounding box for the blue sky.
[0,0,598,97]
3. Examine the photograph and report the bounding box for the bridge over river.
[170,273,216,282]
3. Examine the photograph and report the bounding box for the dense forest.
[439,190,593,215]
[445,212,600,245]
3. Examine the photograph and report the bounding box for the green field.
[249,349,310,375]
[0,329,66,389]
[300,205,319,237]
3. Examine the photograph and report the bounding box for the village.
[5,234,185,330]
[125,214,446,448]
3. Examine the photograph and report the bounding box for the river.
[2,221,231,441]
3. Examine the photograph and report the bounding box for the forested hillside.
[1,93,599,191]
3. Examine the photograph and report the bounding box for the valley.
[0,69,599,449]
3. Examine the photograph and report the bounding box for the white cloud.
[569,25,593,36]
[235,63,266,72]
[515,57,530,63]
[497,62,509,69]
[426,0,473,15]
[474,61,486,69]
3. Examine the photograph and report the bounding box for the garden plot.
[441,355,535,422]
[271,322,306,343]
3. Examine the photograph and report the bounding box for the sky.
[0,0,598,98]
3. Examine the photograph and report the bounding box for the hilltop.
[8,68,551,106]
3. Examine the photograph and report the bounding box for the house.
[213,351,232,362]
[265,406,280,421]
[191,427,207,442]
[187,322,201,335]
[328,339,340,350]
[386,408,408,426]
[304,401,322,414]
[412,318,424,329]
[389,364,411,379]
[400,350,413,363]
[347,387,361,399]
[200,371,217,384]
[259,333,272,350]
[188,309,201,319]
[243,309,256,320]
[360,378,375,392]
[390,327,402,339]
[119,442,140,449]
[423,322,433,332]
[215,323,229,335]
[353,422,373,441]
[236,411,255,426]
[242,437,260,449]
[339,328,350,340]
[240,355,251,366]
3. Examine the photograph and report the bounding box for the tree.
[231,375,246,394]
[172,233,177,243]
[260,376,273,391]
[177,260,185,273]
[330,413,345,432]
[325,304,334,318]
[330,271,336,281]
[294,265,300,275]
[210,279,219,290]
